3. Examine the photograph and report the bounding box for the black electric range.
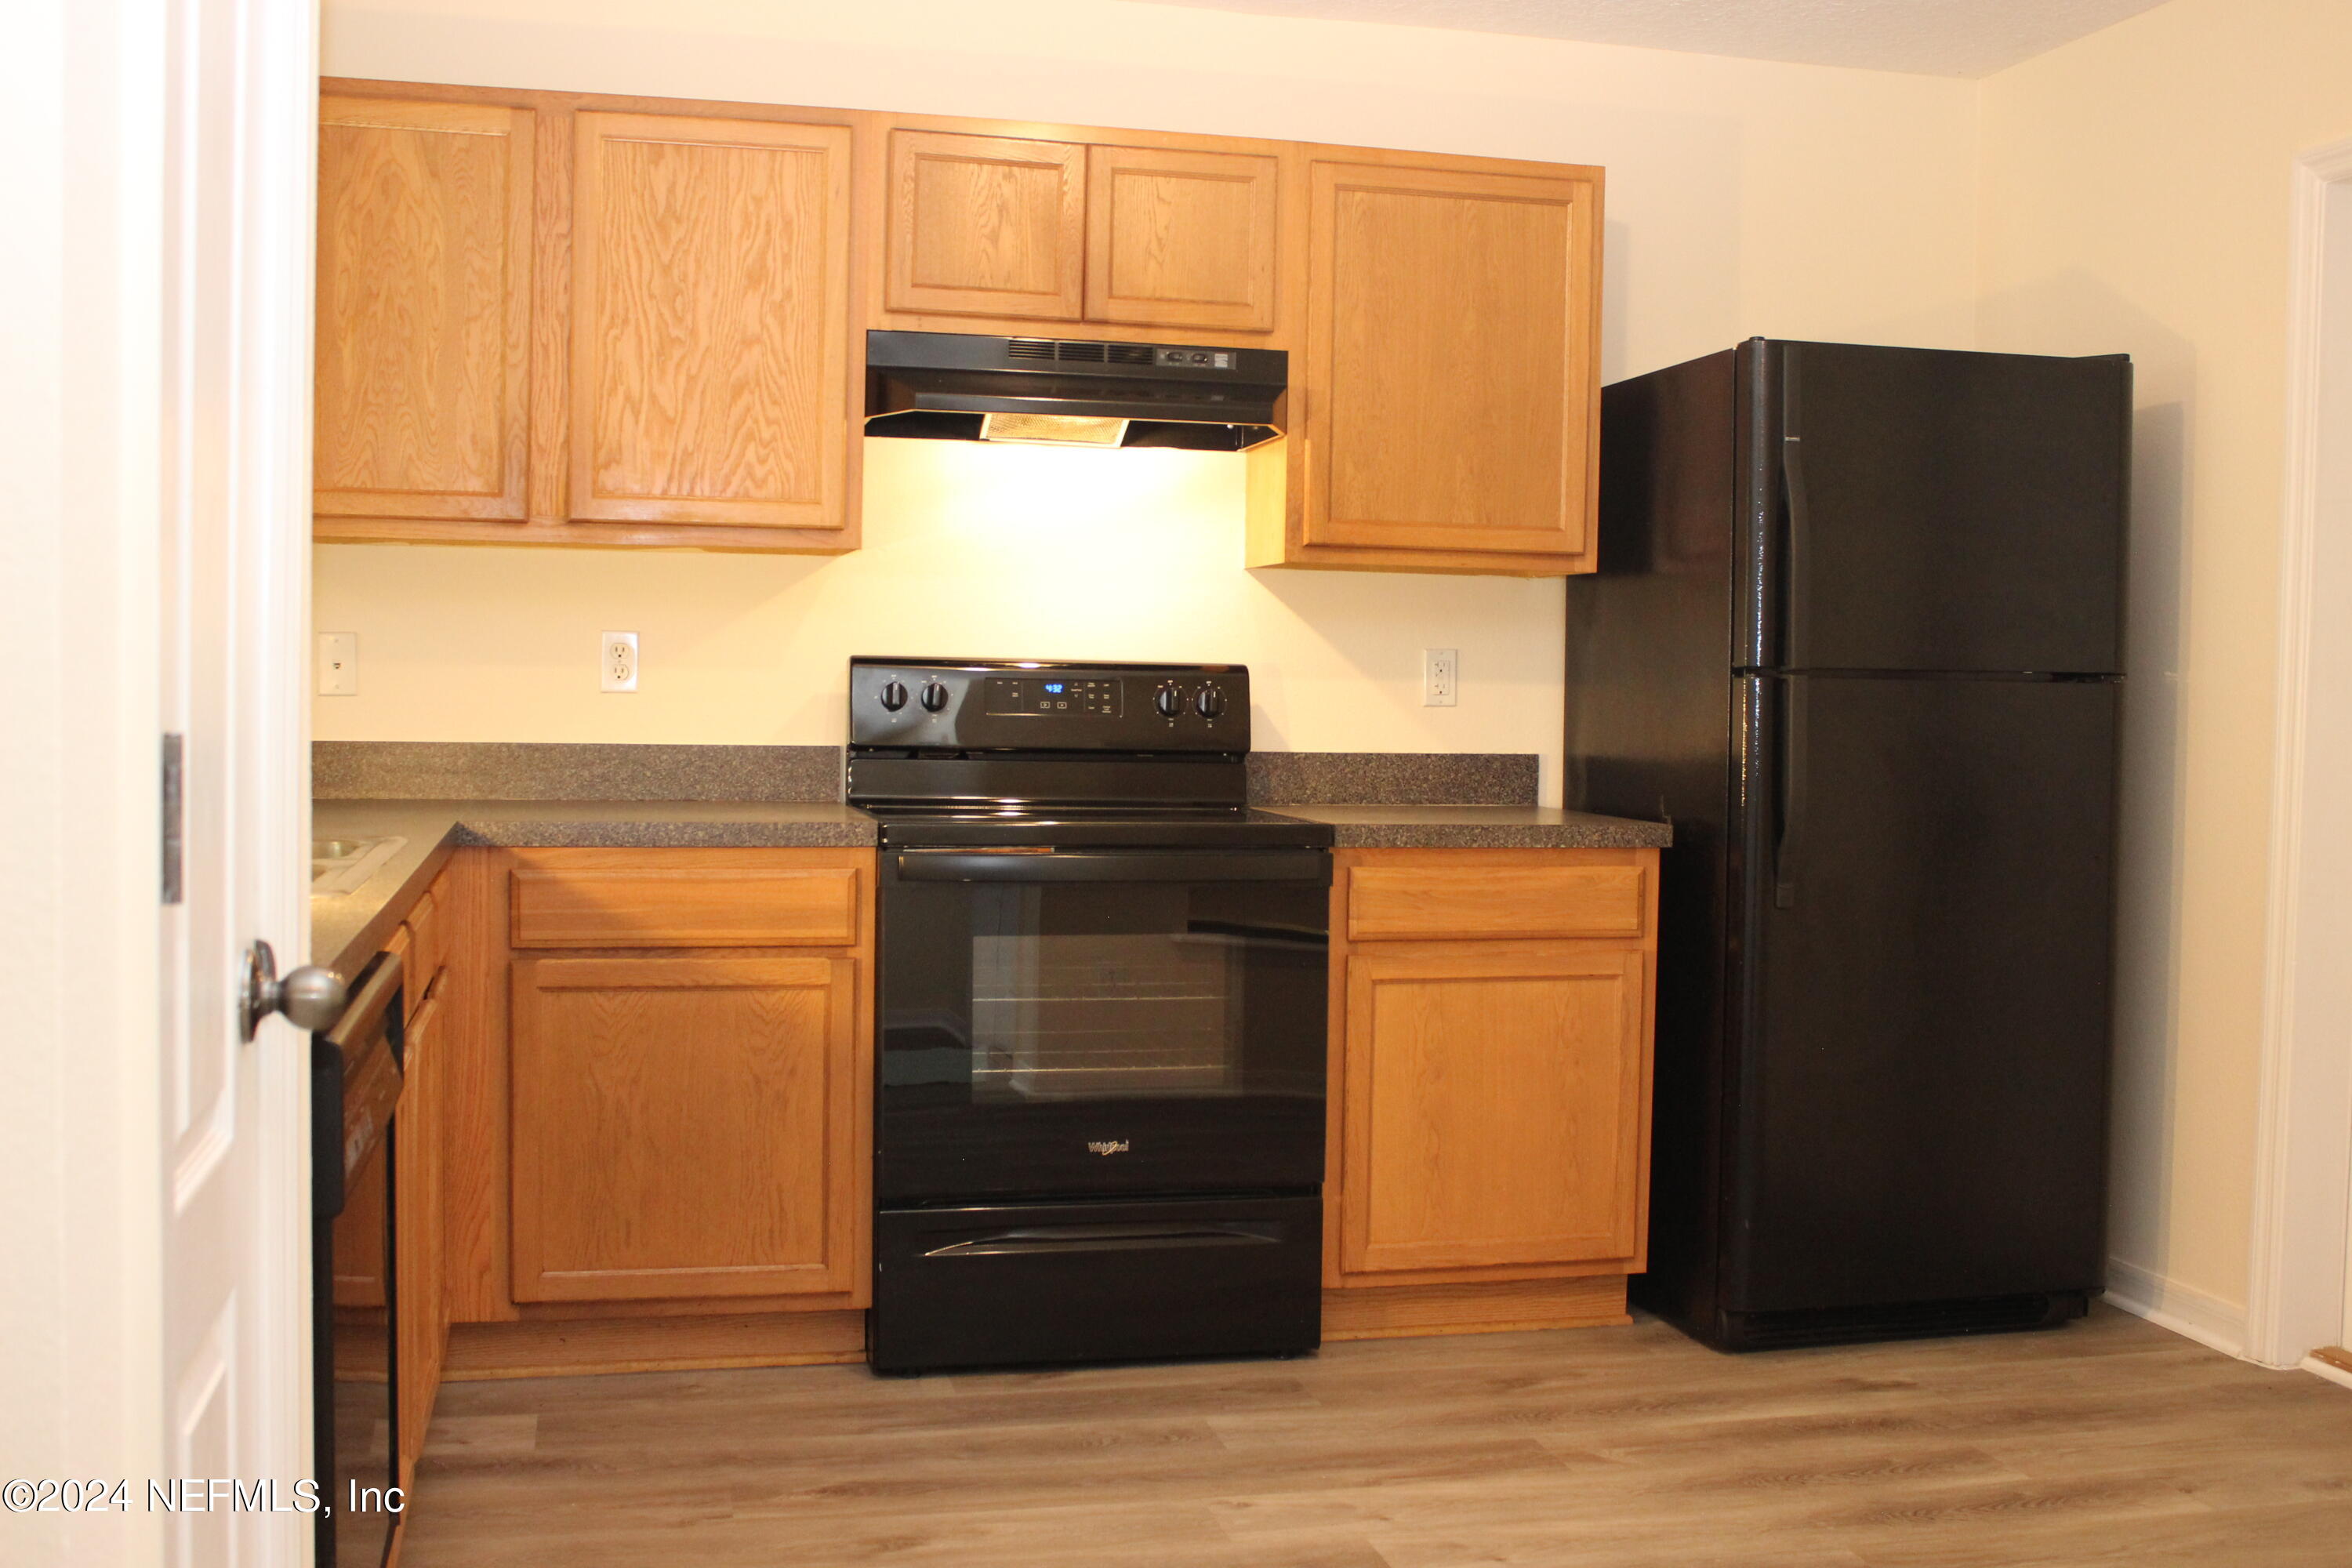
[849,658,1332,1374]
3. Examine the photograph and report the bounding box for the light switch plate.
[318,633,358,695]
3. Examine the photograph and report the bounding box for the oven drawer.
[1348,858,1647,942]
[872,1195,1321,1372]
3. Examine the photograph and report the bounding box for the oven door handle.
[923,1222,1284,1258]
[894,849,1330,884]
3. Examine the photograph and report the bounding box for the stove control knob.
[879,679,909,712]
[1154,684,1183,719]
[920,681,951,713]
[1196,685,1228,720]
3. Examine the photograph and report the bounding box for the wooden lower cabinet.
[1323,848,1658,1338]
[1340,944,1648,1276]
[394,970,448,1486]
[419,842,1646,1373]
[491,848,877,1318]
[509,953,865,1302]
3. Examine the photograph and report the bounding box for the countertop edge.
[1319,823,1674,849]
[319,827,461,982]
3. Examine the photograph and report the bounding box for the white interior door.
[158,0,318,1561]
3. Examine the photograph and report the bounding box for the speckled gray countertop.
[1263,804,1673,851]
[311,799,877,978]
[312,789,1671,978]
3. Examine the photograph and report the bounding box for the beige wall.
[314,0,1984,799]
[1978,0,2352,1323]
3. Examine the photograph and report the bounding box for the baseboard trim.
[2304,1346,2352,1391]
[2103,1258,2249,1359]
[444,1309,866,1379]
[1323,1274,1630,1341]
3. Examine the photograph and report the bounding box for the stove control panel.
[848,659,1247,752]
[985,676,1122,717]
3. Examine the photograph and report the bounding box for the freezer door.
[1728,673,2118,1313]
[1756,341,2129,675]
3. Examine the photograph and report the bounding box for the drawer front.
[1348,861,1645,942]
[510,866,861,949]
[400,885,442,1022]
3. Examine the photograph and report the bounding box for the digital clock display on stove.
[982,677,1123,717]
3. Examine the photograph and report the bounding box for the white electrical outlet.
[318,633,358,695]
[1423,648,1458,707]
[601,631,639,693]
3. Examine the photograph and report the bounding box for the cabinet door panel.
[510,955,860,1301]
[1341,946,1644,1276]
[1086,146,1277,332]
[572,112,852,529]
[315,97,532,521]
[394,982,448,1484]
[886,130,1086,321]
[1305,162,1599,561]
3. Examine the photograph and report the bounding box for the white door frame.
[2249,133,2352,1378]
[0,1,318,1562]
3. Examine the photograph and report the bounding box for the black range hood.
[865,330,1286,452]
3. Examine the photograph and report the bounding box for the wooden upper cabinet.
[1339,946,1647,1278]
[571,112,854,531]
[312,80,1608,568]
[510,953,864,1302]
[1254,155,1602,575]
[1086,146,1279,333]
[886,130,1087,321]
[314,96,533,522]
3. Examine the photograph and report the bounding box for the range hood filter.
[978,412,1131,448]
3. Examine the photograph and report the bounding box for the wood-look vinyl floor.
[399,1305,2352,1567]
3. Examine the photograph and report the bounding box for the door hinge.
[162,733,183,905]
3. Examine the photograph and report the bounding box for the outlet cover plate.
[602,631,639,693]
[1423,648,1458,707]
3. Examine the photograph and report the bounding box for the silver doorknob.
[240,939,348,1041]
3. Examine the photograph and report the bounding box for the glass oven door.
[877,848,1330,1202]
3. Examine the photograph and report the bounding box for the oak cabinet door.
[314,96,534,522]
[1339,946,1646,1277]
[1303,160,1600,564]
[510,954,862,1301]
[886,130,1087,321]
[571,113,853,530]
[1085,145,1279,333]
[393,979,448,1486]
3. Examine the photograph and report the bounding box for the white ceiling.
[1142,0,2172,78]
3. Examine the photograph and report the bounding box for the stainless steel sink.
[311,835,406,895]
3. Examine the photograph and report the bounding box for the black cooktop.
[845,658,1333,851]
[861,804,1332,851]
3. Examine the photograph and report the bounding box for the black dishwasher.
[310,950,403,1566]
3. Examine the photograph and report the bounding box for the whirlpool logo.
[1086,1140,1131,1156]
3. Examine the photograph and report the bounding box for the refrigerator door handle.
[1780,345,1811,670]
[1774,677,1810,909]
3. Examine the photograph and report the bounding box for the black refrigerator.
[1567,338,2129,1352]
